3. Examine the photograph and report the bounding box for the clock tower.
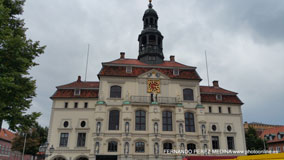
[138,0,164,64]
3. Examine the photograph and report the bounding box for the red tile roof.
[51,89,99,99]
[0,129,15,142]
[201,94,243,104]
[103,58,195,68]
[200,86,242,104]
[57,77,99,89]
[200,86,237,95]
[260,126,284,143]
[98,66,201,80]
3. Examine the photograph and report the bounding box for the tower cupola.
[138,0,164,64]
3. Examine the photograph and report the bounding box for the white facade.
[47,69,246,160]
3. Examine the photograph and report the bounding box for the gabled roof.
[261,126,284,143]
[200,86,237,95]
[103,58,196,69]
[0,129,15,142]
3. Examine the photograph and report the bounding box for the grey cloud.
[8,0,282,128]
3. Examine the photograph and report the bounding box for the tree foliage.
[0,0,45,131]
[12,123,48,156]
[245,126,267,152]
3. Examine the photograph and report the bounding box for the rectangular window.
[74,102,78,108]
[135,142,145,152]
[228,107,231,114]
[59,133,69,147]
[126,66,132,73]
[64,102,68,108]
[84,102,88,108]
[173,68,179,76]
[218,107,222,113]
[77,133,86,147]
[74,89,80,96]
[212,136,220,149]
[227,137,235,150]
[209,106,212,113]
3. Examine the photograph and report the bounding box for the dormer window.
[173,68,179,76]
[216,94,222,100]
[74,88,81,96]
[126,66,132,73]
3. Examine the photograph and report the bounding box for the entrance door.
[96,155,117,160]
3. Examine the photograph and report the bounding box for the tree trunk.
[0,119,3,130]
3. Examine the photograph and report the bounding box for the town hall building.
[47,1,246,160]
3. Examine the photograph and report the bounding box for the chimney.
[170,55,175,62]
[120,52,125,59]
[77,76,81,82]
[213,80,219,87]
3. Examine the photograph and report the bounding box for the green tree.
[0,0,45,131]
[11,123,48,156]
[245,126,267,152]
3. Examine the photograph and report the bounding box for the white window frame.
[126,66,132,73]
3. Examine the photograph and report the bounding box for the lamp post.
[22,129,32,160]
[39,142,54,160]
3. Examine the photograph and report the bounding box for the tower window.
[148,56,156,61]
[142,36,147,45]
[149,35,156,44]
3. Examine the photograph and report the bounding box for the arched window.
[135,110,146,131]
[110,86,121,98]
[185,112,195,132]
[149,35,156,44]
[142,36,147,45]
[187,143,196,154]
[163,143,172,153]
[162,111,172,131]
[135,142,145,152]
[109,110,119,130]
[108,141,118,152]
[183,88,194,100]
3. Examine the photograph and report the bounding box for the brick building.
[261,126,284,153]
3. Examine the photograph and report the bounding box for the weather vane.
[148,0,153,8]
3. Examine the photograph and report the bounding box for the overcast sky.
[4,0,284,128]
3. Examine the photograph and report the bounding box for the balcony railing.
[130,96,178,104]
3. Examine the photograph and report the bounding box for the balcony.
[130,96,178,105]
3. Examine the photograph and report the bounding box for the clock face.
[147,80,160,93]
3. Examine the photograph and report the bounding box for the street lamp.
[39,142,54,160]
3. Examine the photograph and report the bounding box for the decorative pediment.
[138,69,170,79]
